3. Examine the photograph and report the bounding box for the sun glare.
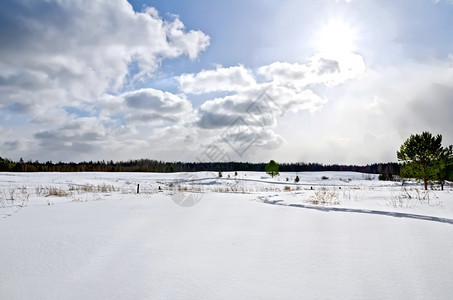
[315,19,357,55]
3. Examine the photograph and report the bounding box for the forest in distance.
[0,157,400,175]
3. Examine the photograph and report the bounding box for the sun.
[314,19,357,55]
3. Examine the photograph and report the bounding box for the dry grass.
[307,187,340,205]
[160,183,204,196]
[36,186,69,197]
[34,183,120,202]
[69,183,118,193]
[211,186,248,193]
[341,187,361,202]
[386,186,442,208]
[36,184,119,196]
[0,187,30,207]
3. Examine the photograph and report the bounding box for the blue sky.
[0,0,452,164]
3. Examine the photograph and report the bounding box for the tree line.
[0,157,400,175]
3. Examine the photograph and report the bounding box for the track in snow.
[260,198,453,225]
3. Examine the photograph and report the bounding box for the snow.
[1,171,453,299]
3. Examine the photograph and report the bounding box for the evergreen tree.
[397,131,443,190]
[265,160,279,178]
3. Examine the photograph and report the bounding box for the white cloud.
[0,0,210,161]
[120,88,192,124]
[258,52,365,87]
[123,89,191,114]
[196,91,276,129]
[172,51,366,159]
[182,53,361,134]
[164,18,211,60]
[179,65,257,94]
[264,84,327,114]
[0,0,209,117]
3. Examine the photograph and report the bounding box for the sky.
[0,0,452,164]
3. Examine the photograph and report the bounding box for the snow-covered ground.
[1,171,453,299]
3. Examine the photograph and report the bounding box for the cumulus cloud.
[258,52,365,87]
[0,0,209,115]
[264,85,327,114]
[185,53,361,134]
[123,88,191,118]
[0,0,209,161]
[173,52,366,158]
[218,124,284,157]
[179,65,257,94]
[163,17,211,60]
[195,85,327,129]
[95,88,193,125]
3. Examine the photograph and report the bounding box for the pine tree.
[265,160,279,178]
[397,131,443,190]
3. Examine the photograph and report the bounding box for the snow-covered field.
[1,171,453,299]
